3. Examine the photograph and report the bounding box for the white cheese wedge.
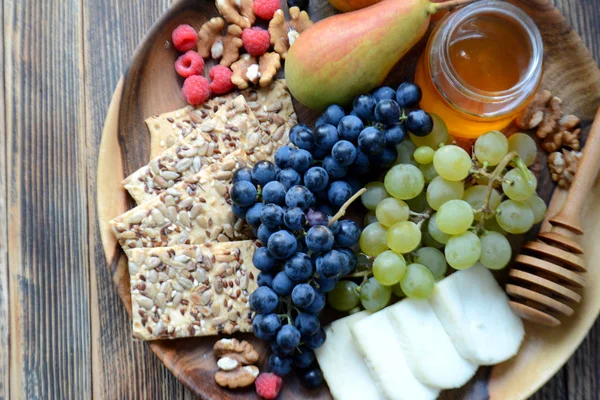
[387,298,478,389]
[351,310,440,400]
[429,264,525,365]
[315,312,385,400]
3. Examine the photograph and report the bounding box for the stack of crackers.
[111,80,296,340]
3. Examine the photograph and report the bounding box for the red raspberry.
[181,75,210,105]
[172,24,198,52]
[242,27,271,57]
[209,65,234,95]
[174,51,205,78]
[255,373,282,400]
[254,0,280,20]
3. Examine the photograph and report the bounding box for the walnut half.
[548,149,581,189]
[215,365,260,389]
[216,0,255,29]
[516,89,582,153]
[213,338,260,389]
[269,7,313,60]
[213,338,259,364]
[197,18,243,67]
[231,53,281,89]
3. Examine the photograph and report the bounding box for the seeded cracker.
[126,240,259,340]
[111,152,253,250]
[145,80,296,159]
[124,95,258,204]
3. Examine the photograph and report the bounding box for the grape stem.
[343,270,373,279]
[410,208,432,225]
[477,151,520,229]
[328,188,367,226]
[280,296,294,325]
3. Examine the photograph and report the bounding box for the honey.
[415,1,543,139]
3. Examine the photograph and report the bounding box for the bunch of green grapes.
[351,127,546,312]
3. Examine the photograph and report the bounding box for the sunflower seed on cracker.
[127,240,259,340]
[123,95,259,204]
[145,80,297,158]
[111,152,253,250]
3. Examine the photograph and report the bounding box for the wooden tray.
[97,0,600,398]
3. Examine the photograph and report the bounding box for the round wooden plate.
[98,0,600,398]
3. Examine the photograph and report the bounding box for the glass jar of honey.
[415,0,543,139]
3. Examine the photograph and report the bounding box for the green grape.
[422,226,445,249]
[391,283,406,298]
[400,263,435,299]
[395,140,417,166]
[405,191,429,212]
[414,146,435,164]
[496,200,534,234]
[414,247,447,280]
[360,277,392,312]
[359,222,389,257]
[327,281,360,311]
[428,214,451,244]
[386,221,421,254]
[384,164,425,200]
[433,145,472,181]
[373,250,407,286]
[525,195,547,224]
[419,162,438,183]
[361,182,389,210]
[484,216,508,235]
[426,176,465,210]
[410,113,449,148]
[436,200,474,235]
[364,211,378,226]
[502,168,537,201]
[463,185,501,220]
[479,231,512,270]
[508,133,537,166]
[445,231,482,270]
[474,130,509,166]
[376,198,410,227]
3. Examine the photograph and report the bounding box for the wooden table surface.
[1,0,599,398]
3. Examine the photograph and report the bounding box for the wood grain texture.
[0,0,598,399]
[83,1,197,399]
[4,0,91,398]
[0,0,9,398]
[552,0,600,62]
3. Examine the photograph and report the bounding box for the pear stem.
[434,0,480,12]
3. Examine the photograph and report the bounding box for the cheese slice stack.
[351,310,440,400]
[316,264,525,398]
[315,312,385,400]
[386,298,478,389]
[429,264,525,365]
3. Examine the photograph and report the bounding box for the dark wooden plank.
[566,322,600,400]
[4,0,91,398]
[83,1,196,398]
[0,0,9,397]
[551,0,600,62]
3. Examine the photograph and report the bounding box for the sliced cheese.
[429,264,525,365]
[351,310,439,400]
[315,312,385,400]
[387,298,478,389]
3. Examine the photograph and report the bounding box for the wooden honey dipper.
[506,106,600,327]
